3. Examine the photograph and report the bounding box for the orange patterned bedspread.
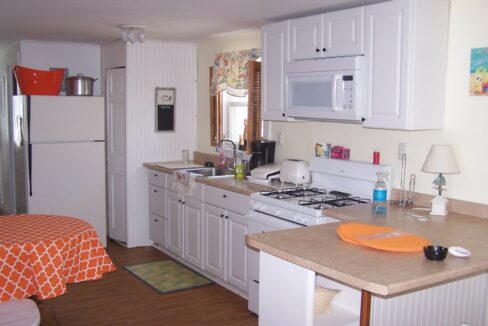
[0,214,116,301]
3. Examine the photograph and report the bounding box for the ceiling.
[0,0,387,49]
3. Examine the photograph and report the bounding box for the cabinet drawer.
[147,170,166,187]
[149,213,167,247]
[149,184,166,217]
[166,173,204,200]
[205,185,249,215]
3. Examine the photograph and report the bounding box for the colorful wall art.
[470,47,488,96]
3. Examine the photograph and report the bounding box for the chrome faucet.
[216,138,237,169]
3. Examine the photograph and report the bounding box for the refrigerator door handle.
[18,116,24,146]
[28,143,32,196]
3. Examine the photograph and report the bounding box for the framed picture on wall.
[155,87,175,131]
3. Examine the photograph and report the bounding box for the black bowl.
[423,245,448,261]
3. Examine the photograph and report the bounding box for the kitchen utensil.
[423,245,448,261]
[66,74,97,96]
[448,246,471,257]
[249,139,276,170]
[14,65,64,95]
[280,159,311,185]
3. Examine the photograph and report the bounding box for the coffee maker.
[249,139,276,170]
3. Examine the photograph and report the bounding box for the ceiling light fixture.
[119,25,145,44]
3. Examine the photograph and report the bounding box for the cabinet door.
[203,204,226,279]
[149,213,167,247]
[183,197,204,269]
[323,7,364,57]
[262,21,288,121]
[148,184,165,217]
[289,14,323,60]
[363,0,410,129]
[226,211,248,292]
[167,191,183,257]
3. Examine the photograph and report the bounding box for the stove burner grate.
[298,196,370,210]
[260,187,327,199]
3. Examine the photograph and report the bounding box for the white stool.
[0,299,41,326]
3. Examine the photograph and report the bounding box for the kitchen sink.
[185,167,235,178]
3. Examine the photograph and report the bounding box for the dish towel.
[173,171,197,196]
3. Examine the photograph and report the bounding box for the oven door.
[247,211,302,314]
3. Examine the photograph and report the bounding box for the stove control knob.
[254,203,260,210]
[276,210,282,216]
[293,215,299,221]
[300,218,308,224]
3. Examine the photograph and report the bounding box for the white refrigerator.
[1,95,106,245]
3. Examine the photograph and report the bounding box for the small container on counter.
[373,151,380,165]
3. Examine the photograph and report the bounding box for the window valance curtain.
[210,48,261,97]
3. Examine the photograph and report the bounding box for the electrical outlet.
[398,142,407,160]
[277,132,284,146]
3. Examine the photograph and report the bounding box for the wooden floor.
[40,239,258,326]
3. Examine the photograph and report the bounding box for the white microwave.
[285,57,363,121]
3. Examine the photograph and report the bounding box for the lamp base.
[430,195,449,216]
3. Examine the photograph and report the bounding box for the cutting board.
[155,161,203,170]
[337,223,430,252]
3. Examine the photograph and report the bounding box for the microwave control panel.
[342,75,354,110]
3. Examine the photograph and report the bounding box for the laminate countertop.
[143,161,273,196]
[246,202,488,296]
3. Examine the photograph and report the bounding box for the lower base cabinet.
[183,197,204,269]
[149,213,167,247]
[204,203,248,292]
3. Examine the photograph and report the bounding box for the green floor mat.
[125,260,213,294]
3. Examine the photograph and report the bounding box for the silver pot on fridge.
[66,74,97,96]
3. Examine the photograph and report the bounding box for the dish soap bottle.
[373,171,388,215]
[217,148,226,168]
[234,152,245,180]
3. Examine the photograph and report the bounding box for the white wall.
[20,40,101,95]
[126,40,197,247]
[196,30,261,154]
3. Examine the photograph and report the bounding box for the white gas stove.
[249,156,392,226]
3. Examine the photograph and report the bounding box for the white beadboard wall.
[125,40,197,247]
[371,272,488,326]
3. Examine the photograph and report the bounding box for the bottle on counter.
[217,148,226,168]
[234,152,245,180]
[373,171,388,215]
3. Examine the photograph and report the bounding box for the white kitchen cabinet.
[289,14,323,61]
[261,21,288,121]
[147,170,167,248]
[289,7,364,61]
[149,213,167,247]
[362,0,449,130]
[166,185,204,267]
[203,204,226,279]
[204,185,249,292]
[148,184,165,218]
[183,196,204,269]
[226,210,249,292]
[167,190,184,257]
[203,204,249,292]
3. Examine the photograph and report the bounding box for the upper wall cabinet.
[362,0,449,130]
[261,21,289,121]
[289,7,364,61]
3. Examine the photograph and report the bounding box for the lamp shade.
[421,145,460,174]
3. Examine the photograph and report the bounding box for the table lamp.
[421,145,460,215]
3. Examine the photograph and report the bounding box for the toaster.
[279,159,311,185]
